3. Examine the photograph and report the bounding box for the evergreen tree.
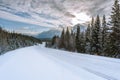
[92,15,101,55]
[90,17,95,54]
[75,25,81,52]
[110,0,120,57]
[0,27,41,54]
[59,28,65,49]
[51,36,59,48]
[51,36,57,46]
[65,27,70,50]
[70,30,75,51]
[101,15,108,55]
[86,24,91,42]
[85,23,91,53]
[80,32,85,53]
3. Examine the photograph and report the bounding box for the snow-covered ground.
[0,44,120,80]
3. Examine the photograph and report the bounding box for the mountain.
[36,24,87,39]
[72,24,87,32]
[0,44,120,80]
[36,29,61,39]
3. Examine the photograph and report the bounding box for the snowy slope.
[0,44,120,80]
[36,29,61,39]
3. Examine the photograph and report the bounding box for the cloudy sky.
[0,0,114,35]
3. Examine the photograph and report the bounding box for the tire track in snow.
[36,46,120,80]
[82,67,118,80]
[37,49,108,80]
[39,46,120,64]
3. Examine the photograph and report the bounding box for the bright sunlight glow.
[71,12,91,25]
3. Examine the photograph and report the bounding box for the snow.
[0,44,120,80]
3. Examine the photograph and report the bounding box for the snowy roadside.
[0,45,120,80]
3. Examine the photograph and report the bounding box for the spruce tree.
[85,23,91,53]
[90,17,95,54]
[0,27,41,54]
[75,25,81,52]
[59,28,65,49]
[52,36,57,46]
[70,30,75,51]
[101,15,109,55]
[65,27,70,50]
[80,32,85,53]
[110,0,120,57]
[92,15,101,55]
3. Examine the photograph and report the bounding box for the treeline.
[0,27,41,54]
[46,0,120,58]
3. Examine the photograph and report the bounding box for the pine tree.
[110,0,120,57]
[65,27,70,50]
[92,15,101,55]
[90,17,95,54]
[0,27,41,54]
[80,32,85,53]
[51,36,59,48]
[85,23,91,53]
[59,28,65,49]
[75,25,81,52]
[101,15,109,55]
[52,36,57,46]
[70,30,75,51]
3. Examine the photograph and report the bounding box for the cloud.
[0,0,115,34]
[0,18,50,35]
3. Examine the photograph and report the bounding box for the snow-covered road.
[0,45,120,80]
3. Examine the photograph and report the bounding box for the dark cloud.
[85,0,113,16]
[49,0,75,18]
[64,12,75,18]
[64,0,113,17]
